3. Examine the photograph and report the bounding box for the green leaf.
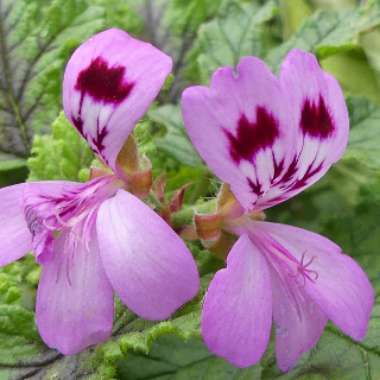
[321,51,380,105]
[360,25,380,84]
[165,0,224,36]
[0,0,105,158]
[0,256,55,380]
[0,152,28,186]
[267,2,380,70]
[279,0,312,38]
[94,289,380,380]
[343,97,380,170]
[265,290,380,379]
[148,105,203,168]
[194,0,277,82]
[27,111,93,181]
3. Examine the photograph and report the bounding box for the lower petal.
[96,190,199,320]
[201,235,272,368]
[252,222,374,342]
[269,262,327,371]
[36,222,114,355]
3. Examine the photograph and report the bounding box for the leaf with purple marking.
[0,0,104,160]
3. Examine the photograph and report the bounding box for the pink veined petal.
[96,189,199,320]
[0,184,31,266]
[36,221,114,355]
[0,181,78,267]
[181,50,349,211]
[270,266,327,372]
[252,221,374,342]
[181,56,295,211]
[63,28,173,172]
[264,49,349,206]
[262,249,327,371]
[23,180,84,262]
[201,234,272,368]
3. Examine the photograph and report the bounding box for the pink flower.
[0,29,199,355]
[181,50,374,371]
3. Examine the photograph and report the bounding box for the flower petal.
[269,49,349,205]
[96,189,199,320]
[0,184,31,266]
[181,57,294,211]
[252,222,374,342]
[181,50,348,211]
[201,234,272,368]
[63,28,172,171]
[23,180,84,262]
[269,261,327,371]
[36,222,114,355]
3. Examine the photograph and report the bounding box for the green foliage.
[0,0,105,159]
[344,97,380,170]
[2,0,380,379]
[27,112,93,181]
[0,256,48,380]
[148,105,202,168]
[193,0,277,82]
[267,2,380,70]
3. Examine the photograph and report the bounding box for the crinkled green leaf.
[148,105,202,168]
[87,288,380,380]
[267,2,380,70]
[0,0,104,158]
[0,256,56,380]
[27,112,93,181]
[343,97,380,170]
[194,0,277,82]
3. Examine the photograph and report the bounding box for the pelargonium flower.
[0,29,199,354]
[181,50,374,371]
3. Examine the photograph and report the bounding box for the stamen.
[296,251,319,285]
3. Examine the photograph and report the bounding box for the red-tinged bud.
[152,175,166,203]
[194,213,222,243]
[116,135,153,198]
[169,185,188,213]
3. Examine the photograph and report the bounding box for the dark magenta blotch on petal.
[300,95,334,139]
[71,115,84,136]
[225,106,279,164]
[92,119,108,154]
[75,56,134,104]
[247,177,264,196]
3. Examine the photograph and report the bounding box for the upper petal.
[96,189,199,320]
[181,50,348,211]
[201,234,272,368]
[36,221,114,355]
[251,221,374,342]
[0,184,31,266]
[268,49,349,205]
[181,57,294,211]
[63,28,172,171]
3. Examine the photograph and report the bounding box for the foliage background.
[0,0,379,378]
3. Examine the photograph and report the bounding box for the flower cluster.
[0,28,374,371]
